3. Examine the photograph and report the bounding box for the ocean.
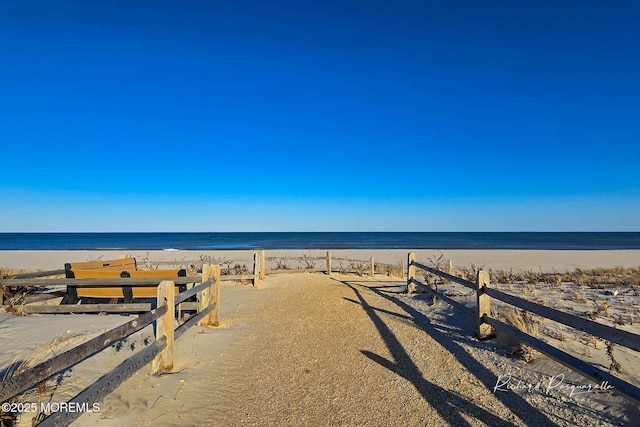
[0,232,639,250]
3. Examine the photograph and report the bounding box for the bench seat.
[72,269,186,299]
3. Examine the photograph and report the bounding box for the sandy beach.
[1,250,639,426]
[2,248,640,272]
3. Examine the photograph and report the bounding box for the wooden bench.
[61,258,187,304]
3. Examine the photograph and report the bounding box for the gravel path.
[80,273,634,426]
[213,274,525,427]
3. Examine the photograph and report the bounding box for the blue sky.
[1,1,639,232]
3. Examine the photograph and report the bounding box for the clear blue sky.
[1,1,639,232]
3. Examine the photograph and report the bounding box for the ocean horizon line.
[2,231,638,233]
[1,232,639,251]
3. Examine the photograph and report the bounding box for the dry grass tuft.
[298,255,317,270]
[490,268,514,284]
[1,333,89,426]
[1,267,28,316]
[457,263,486,282]
[612,314,626,326]
[376,263,403,278]
[350,261,368,276]
[496,306,540,363]
[11,334,87,378]
[521,284,535,296]
[501,307,539,337]
[586,299,611,320]
[478,265,640,290]
[587,335,600,349]
[570,289,588,304]
[606,341,622,373]
[542,324,566,342]
[426,252,449,272]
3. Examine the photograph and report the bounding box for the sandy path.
[75,273,577,427]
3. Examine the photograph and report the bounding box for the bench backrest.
[65,258,137,278]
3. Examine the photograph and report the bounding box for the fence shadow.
[338,279,557,426]
[0,361,24,384]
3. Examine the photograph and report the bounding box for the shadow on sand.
[337,278,558,426]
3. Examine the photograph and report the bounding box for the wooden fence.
[1,251,402,306]
[262,251,404,278]
[406,252,640,406]
[0,264,221,426]
[119,251,405,282]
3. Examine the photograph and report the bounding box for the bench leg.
[60,287,79,305]
[122,286,134,303]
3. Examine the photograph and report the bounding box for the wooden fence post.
[407,252,416,293]
[152,280,175,374]
[253,251,260,287]
[370,257,375,277]
[326,251,332,276]
[401,260,405,279]
[211,264,221,326]
[198,264,211,326]
[259,250,266,280]
[476,270,492,339]
[198,264,220,327]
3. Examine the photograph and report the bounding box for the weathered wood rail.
[407,252,640,406]
[0,264,221,426]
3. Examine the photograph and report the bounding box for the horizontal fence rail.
[3,277,201,287]
[4,270,66,280]
[173,280,214,305]
[26,303,152,314]
[175,302,217,339]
